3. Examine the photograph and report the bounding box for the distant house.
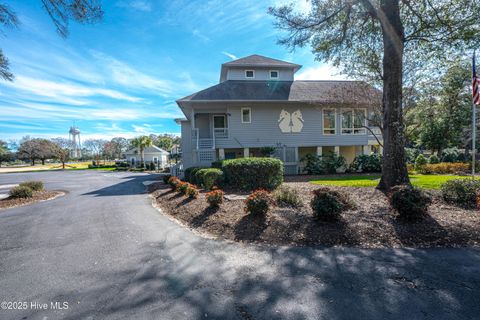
[175,54,382,174]
[125,146,169,168]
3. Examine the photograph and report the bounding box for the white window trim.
[269,70,279,79]
[241,107,252,123]
[245,70,255,79]
[341,108,367,135]
[322,108,336,135]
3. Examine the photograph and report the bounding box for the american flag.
[473,53,480,105]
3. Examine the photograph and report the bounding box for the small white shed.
[125,146,169,168]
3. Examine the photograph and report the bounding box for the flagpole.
[473,50,477,179]
[473,100,476,178]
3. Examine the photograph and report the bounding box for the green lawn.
[310,174,477,189]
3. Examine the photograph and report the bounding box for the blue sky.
[0,0,344,141]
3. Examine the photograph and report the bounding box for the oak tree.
[270,0,480,190]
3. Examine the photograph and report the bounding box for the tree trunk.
[31,159,35,166]
[377,0,410,191]
[41,159,45,165]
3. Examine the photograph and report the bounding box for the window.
[323,109,336,135]
[153,157,158,163]
[245,70,255,78]
[270,70,279,79]
[241,107,251,123]
[341,108,366,134]
[213,115,226,128]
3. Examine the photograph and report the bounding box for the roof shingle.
[177,80,381,105]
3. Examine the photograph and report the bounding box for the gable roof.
[177,80,381,106]
[125,145,169,155]
[222,54,302,69]
[220,54,302,82]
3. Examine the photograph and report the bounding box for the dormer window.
[270,70,279,79]
[245,70,255,78]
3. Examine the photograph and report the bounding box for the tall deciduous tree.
[0,1,103,81]
[269,1,480,190]
[51,138,72,169]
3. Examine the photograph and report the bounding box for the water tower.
[69,126,82,158]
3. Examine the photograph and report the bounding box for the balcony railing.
[214,128,228,139]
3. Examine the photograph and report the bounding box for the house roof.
[125,145,169,155]
[222,54,302,69]
[177,80,381,105]
[219,54,302,82]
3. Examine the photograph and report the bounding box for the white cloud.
[221,51,238,60]
[192,29,211,42]
[295,64,347,81]
[117,0,152,12]
[91,51,174,96]
[5,76,143,103]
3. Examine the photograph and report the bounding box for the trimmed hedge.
[184,166,207,184]
[417,162,469,174]
[441,178,480,209]
[195,168,224,190]
[19,181,44,192]
[222,157,283,191]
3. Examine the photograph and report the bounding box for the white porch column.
[243,148,250,158]
[219,148,225,160]
[334,146,340,155]
[363,145,370,155]
[316,146,323,157]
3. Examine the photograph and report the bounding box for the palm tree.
[131,136,153,168]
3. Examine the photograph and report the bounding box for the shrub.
[389,185,431,220]
[222,158,283,191]
[428,154,440,164]
[405,148,421,164]
[441,178,480,209]
[302,153,346,174]
[195,168,224,190]
[441,147,460,163]
[417,162,469,174]
[310,187,352,220]
[414,154,428,170]
[259,146,277,157]
[211,160,224,169]
[176,181,189,194]
[185,184,199,199]
[245,189,274,215]
[350,154,382,173]
[274,185,302,207]
[162,174,172,184]
[19,180,44,192]
[9,186,33,198]
[206,188,224,207]
[168,176,180,190]
[184,166,207,184]
[148,162,155,171]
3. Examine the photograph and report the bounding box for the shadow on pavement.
[82,174,159,197]
[35,239,480,320]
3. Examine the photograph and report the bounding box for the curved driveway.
[0,171,479,320]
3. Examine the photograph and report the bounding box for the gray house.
[175,54,382,174]
[125,146,169,168]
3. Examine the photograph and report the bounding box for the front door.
[195,114,211,138]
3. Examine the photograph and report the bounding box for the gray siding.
[214,103,372,148]
[226,67,294,81]
[181,121,194,169]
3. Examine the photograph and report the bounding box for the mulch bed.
[0,191,65,210]
[148,181,480,248]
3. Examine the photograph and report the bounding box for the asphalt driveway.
[0,170,479,320]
